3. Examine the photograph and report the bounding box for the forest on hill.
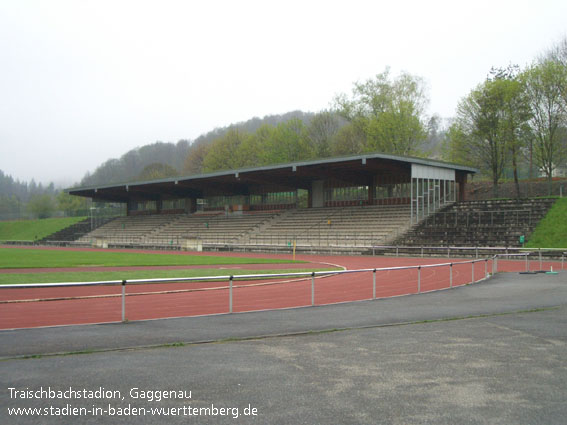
[79,111,317,187]
[79,69,446,188]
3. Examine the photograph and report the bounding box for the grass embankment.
[526,198,567,248]
[0,217,87,241]
[0,248,299,269]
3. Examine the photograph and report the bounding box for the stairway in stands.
[39,218,106,243]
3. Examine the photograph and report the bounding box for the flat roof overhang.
[67,153,477,203]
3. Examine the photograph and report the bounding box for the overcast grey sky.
[1,0,566,186]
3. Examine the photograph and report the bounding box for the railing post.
[417,266,421,293]
[485,259,488,279]
[229,276,233,313]
[539,248,542,270]
[311,272,315,306]
[495,255,499,274]
[525,253,529,272]
[471,261,475,284]
[450,263,453,288]
[373,269,376,299]
[121,280,126,323]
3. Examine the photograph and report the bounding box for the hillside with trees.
[75,69,450,186]
[184,69,438,175]
[76,35,566,198]
[442,38,567,197]
[2,38,565,220]
[0,169,91,220]
[79,111,317,186]
[0,170,58,219]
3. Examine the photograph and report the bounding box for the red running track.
[0,250,562,330]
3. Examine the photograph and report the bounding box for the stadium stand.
[74,205,412,251]
[394,198,556,248]
[64,154,479,251]
[75,211,282,247]
[39,218,106,244]
[143,211,279,245]
[76,214,176,246]
[244,204,411,248]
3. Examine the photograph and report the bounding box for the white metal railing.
[3,252,560,325]
[371,245,567,266]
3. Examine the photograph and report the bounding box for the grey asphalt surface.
[1,271,566,424]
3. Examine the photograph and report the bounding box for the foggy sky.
[1,0,566,186]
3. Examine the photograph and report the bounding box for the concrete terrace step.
[395,198,556,248]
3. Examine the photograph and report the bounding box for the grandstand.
[64,153,477,252]
[243,204,411,248]
[394,198,556,248]
[74,204,412,250]
[76,211,280,247]
[32,154,555,254]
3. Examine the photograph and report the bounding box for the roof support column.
[456,172,467,201]
[368,177,375,206]
[311,180,324,208]
[185,198,197,214]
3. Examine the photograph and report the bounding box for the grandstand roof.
[67,153,477,203]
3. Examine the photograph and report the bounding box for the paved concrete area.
[1,271,566,424]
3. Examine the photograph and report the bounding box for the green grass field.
[0,267,338,285]
[0,247,333,285]
[0,217,87,241]
[0,247,323,285]
[0,247,299,269]
[526,198,567,248]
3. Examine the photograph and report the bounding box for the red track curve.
[0,246,561,330]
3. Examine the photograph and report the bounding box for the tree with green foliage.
[333,68,428,155]
[331,122,366,156]
[492,66,532,198]
[57,192,90,216]
[236,131,264,168]
[523,58,567,194]
[422,114,444,155]
[305,111,340,158]
[546,36,567,69]
[250,124,276,166]
[452,80,507,196]
[262,118,313,164]
[27,194,56,219]
[447,70,532,198]
[365,106,426,155]
[440,121,475,167]
[183,142,211,175]
[0,194,23,218]
[81,141,191,186]
[202,128,251,172]
[137,163,179,181]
